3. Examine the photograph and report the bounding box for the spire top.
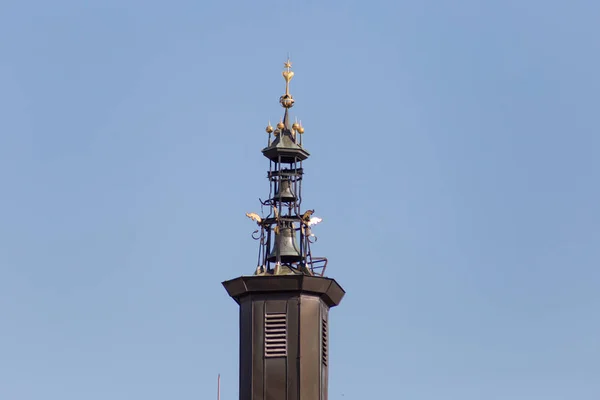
[280,58,295,109]
[283,108,291,129]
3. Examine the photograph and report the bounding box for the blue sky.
[0,1,598,399]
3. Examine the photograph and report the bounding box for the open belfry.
[222,60,345,400]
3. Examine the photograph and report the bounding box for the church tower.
[222,60,345,400]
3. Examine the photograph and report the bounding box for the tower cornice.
[223,275,345,307]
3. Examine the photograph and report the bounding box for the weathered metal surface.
[223,275,345,308]
[224,275,344,400]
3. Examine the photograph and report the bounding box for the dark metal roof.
[261,109,310,163]
[222,274,345,307]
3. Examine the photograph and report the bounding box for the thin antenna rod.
[217,374,221,400]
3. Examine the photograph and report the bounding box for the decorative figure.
[246,212,263,225]
[301,209,315,223]
[307,216,322,227]
[301,215,322,239]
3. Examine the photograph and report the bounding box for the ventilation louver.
[322,318,328,365]
[265,313,287,358]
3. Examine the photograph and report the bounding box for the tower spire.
[246,59,329,276]
[223,58,345,400]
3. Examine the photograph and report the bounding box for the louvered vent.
[264,313,287,358]
[322,318,328,365]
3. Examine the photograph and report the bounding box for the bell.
[272,178,296,202]
[267,226,303,263]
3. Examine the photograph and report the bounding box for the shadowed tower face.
[223,60,345,400]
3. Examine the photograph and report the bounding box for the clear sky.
[0,0,598,399]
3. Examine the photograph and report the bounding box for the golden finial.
[292,117,300,131]
[266,121,274,134]
[277,119,285,130]
[298,121,304,134]
[283,59,294,89]
[280,58,295,108]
